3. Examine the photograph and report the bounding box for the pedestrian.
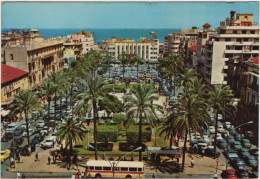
[71,174,75,179]
[152,173,155,179]
[22,173,26,178]
[58,152,62,160]
[75,174,78,179]
[201,149,204,158]
[35,153,39,161]
[17,171,21,179]
[17,155,20,163]
[81,172,85,178]
[48,156,51,165]
[53,155,56,164]
[191,158,194,168]
[10,157,14,167]
[77,169,81,176]
[131,154,134,161]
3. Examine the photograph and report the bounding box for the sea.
[1,28,180,44]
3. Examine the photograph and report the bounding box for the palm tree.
[178,68,197,88]
[118,51,128,82]
[159,108,183,148]
[104,54,114,79]
[39,78,55,132]
[209,85,237,158]
[173,93,209,171]
[56,116,86,169]
[74,77,109,160]
[124,84,163,161]
[9,90,42,150]
[185,77,208,99]
[132,55,144,81]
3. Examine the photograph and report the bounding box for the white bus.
[86,160,145,178]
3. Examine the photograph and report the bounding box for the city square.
[1,1,259,179]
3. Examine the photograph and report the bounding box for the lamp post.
[88,144,142,179]
[225,121,253,170]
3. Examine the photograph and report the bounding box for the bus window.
[115,167,119,171]
[90,166,94,170]
[121,167,128,171]
[95,167,102,170]
[138,168,142,171]
[103,167,111,171]
[129,168,137,171]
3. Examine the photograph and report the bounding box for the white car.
[217,125,224,133]
[37,120,45,128]
[40,126,52,135]
[41,137,55,148]
[209,126,215,134]
[49,131,57,143]
[224,122,231,129]
[22,121,30,129]
[22,129,35,137]
[218,114,223,120]
[216,133,223,140]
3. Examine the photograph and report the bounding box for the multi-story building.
[63,37,83,60]
[71,31,94,54]
[1,63,29,107]
[203,11,259,85]
[163,27,201,57]
[1,29,23,47]
[103,35,159,61]
[1,29,64,89]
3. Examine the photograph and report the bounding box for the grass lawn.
[73,124,169,158]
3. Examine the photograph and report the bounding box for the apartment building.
[1,63,29,107]
[192,24,217,75]
[103,34,159,61]
[1,29,64,89]
[163,27,201,57]
[203,11,259,85]
[71,31,94,54]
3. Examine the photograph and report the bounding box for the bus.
[86,160,145,178]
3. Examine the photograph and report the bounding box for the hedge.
[126,125,152,143]
[97,125,118,142]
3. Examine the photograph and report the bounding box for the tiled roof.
[1,63,28,84]
[249,56,259,65]
[188,45,197,52]
[203,23,211,28]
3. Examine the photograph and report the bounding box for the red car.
[221,169,237,179]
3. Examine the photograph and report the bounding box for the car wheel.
[95,173,101,178]
[126,175,132,179]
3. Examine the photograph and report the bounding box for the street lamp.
[88,144,142,179]
[225,121,253,170]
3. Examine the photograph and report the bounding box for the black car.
[10,137,24,147]
[14,126,25,136]
[205,147,220,158]
[1,133,13,142]
[31,134,44,145]
[236,170,249,178]
[20,145,30,156]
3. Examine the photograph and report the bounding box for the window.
[225,38,231,42]
[138,168,143,172]
[129,168,137,171]
[95,167,102,171]
[103,167,111,171]
[89,166,94,170]
[233,30,237,34]
[244,38,248,42]
[250,30,255,34]
[242,30,247,34]
[10,54,14,60]
[121,168,128,171]
[245,16,248,18]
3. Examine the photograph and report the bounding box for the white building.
[203,11,259,85]
[71,31,94,54]
[103,36,159,61]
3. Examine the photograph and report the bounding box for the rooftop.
[1,63,28,84]
[203,23,211,28]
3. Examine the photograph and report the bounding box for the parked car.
[209,126,215,134]
[222,129,230,139]
[238,148,249,157]
[22,121,30,129]
[205,146,220,158]
[236,170,249,179]
[232,141,243,151]
[31,134,44,145]
[10,137,24,147]
[14,126,25,136]
[227,136,235,145]
[241,139,251,149]
[22,129,35,137]
[20,145,30,156]
[234,132,241,141]
[244,155,257,168]
[221,169,237,179]
[1,133,13,142]
[0,149,11,162]
[40,126,52,135]
[224,149,238,159]
[41,137,55,149]
[230,158,249,171]
[217,139,228,149]
[5,122,19,133]
[37,120,45,128]
[224,122,232,129]
[217,125,224,133]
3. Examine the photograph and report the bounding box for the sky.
[1,1,259,29]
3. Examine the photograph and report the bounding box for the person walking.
[22,173,26,178]
[35,153,39,161]
[201,149,204,158]
[17,155,21,163]
[48,156,51,165]
[191,158,194,168]
[152,173,155,179]
[77,169,81,176]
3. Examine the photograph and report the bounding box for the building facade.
[203,11,259,85]
[1,63,29,107]
[103,35,159,61]
[1,29,64,90]
[71,31,94,54]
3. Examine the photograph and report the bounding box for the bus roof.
[86,160,144,168]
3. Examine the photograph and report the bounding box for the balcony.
[225,49,243,53]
